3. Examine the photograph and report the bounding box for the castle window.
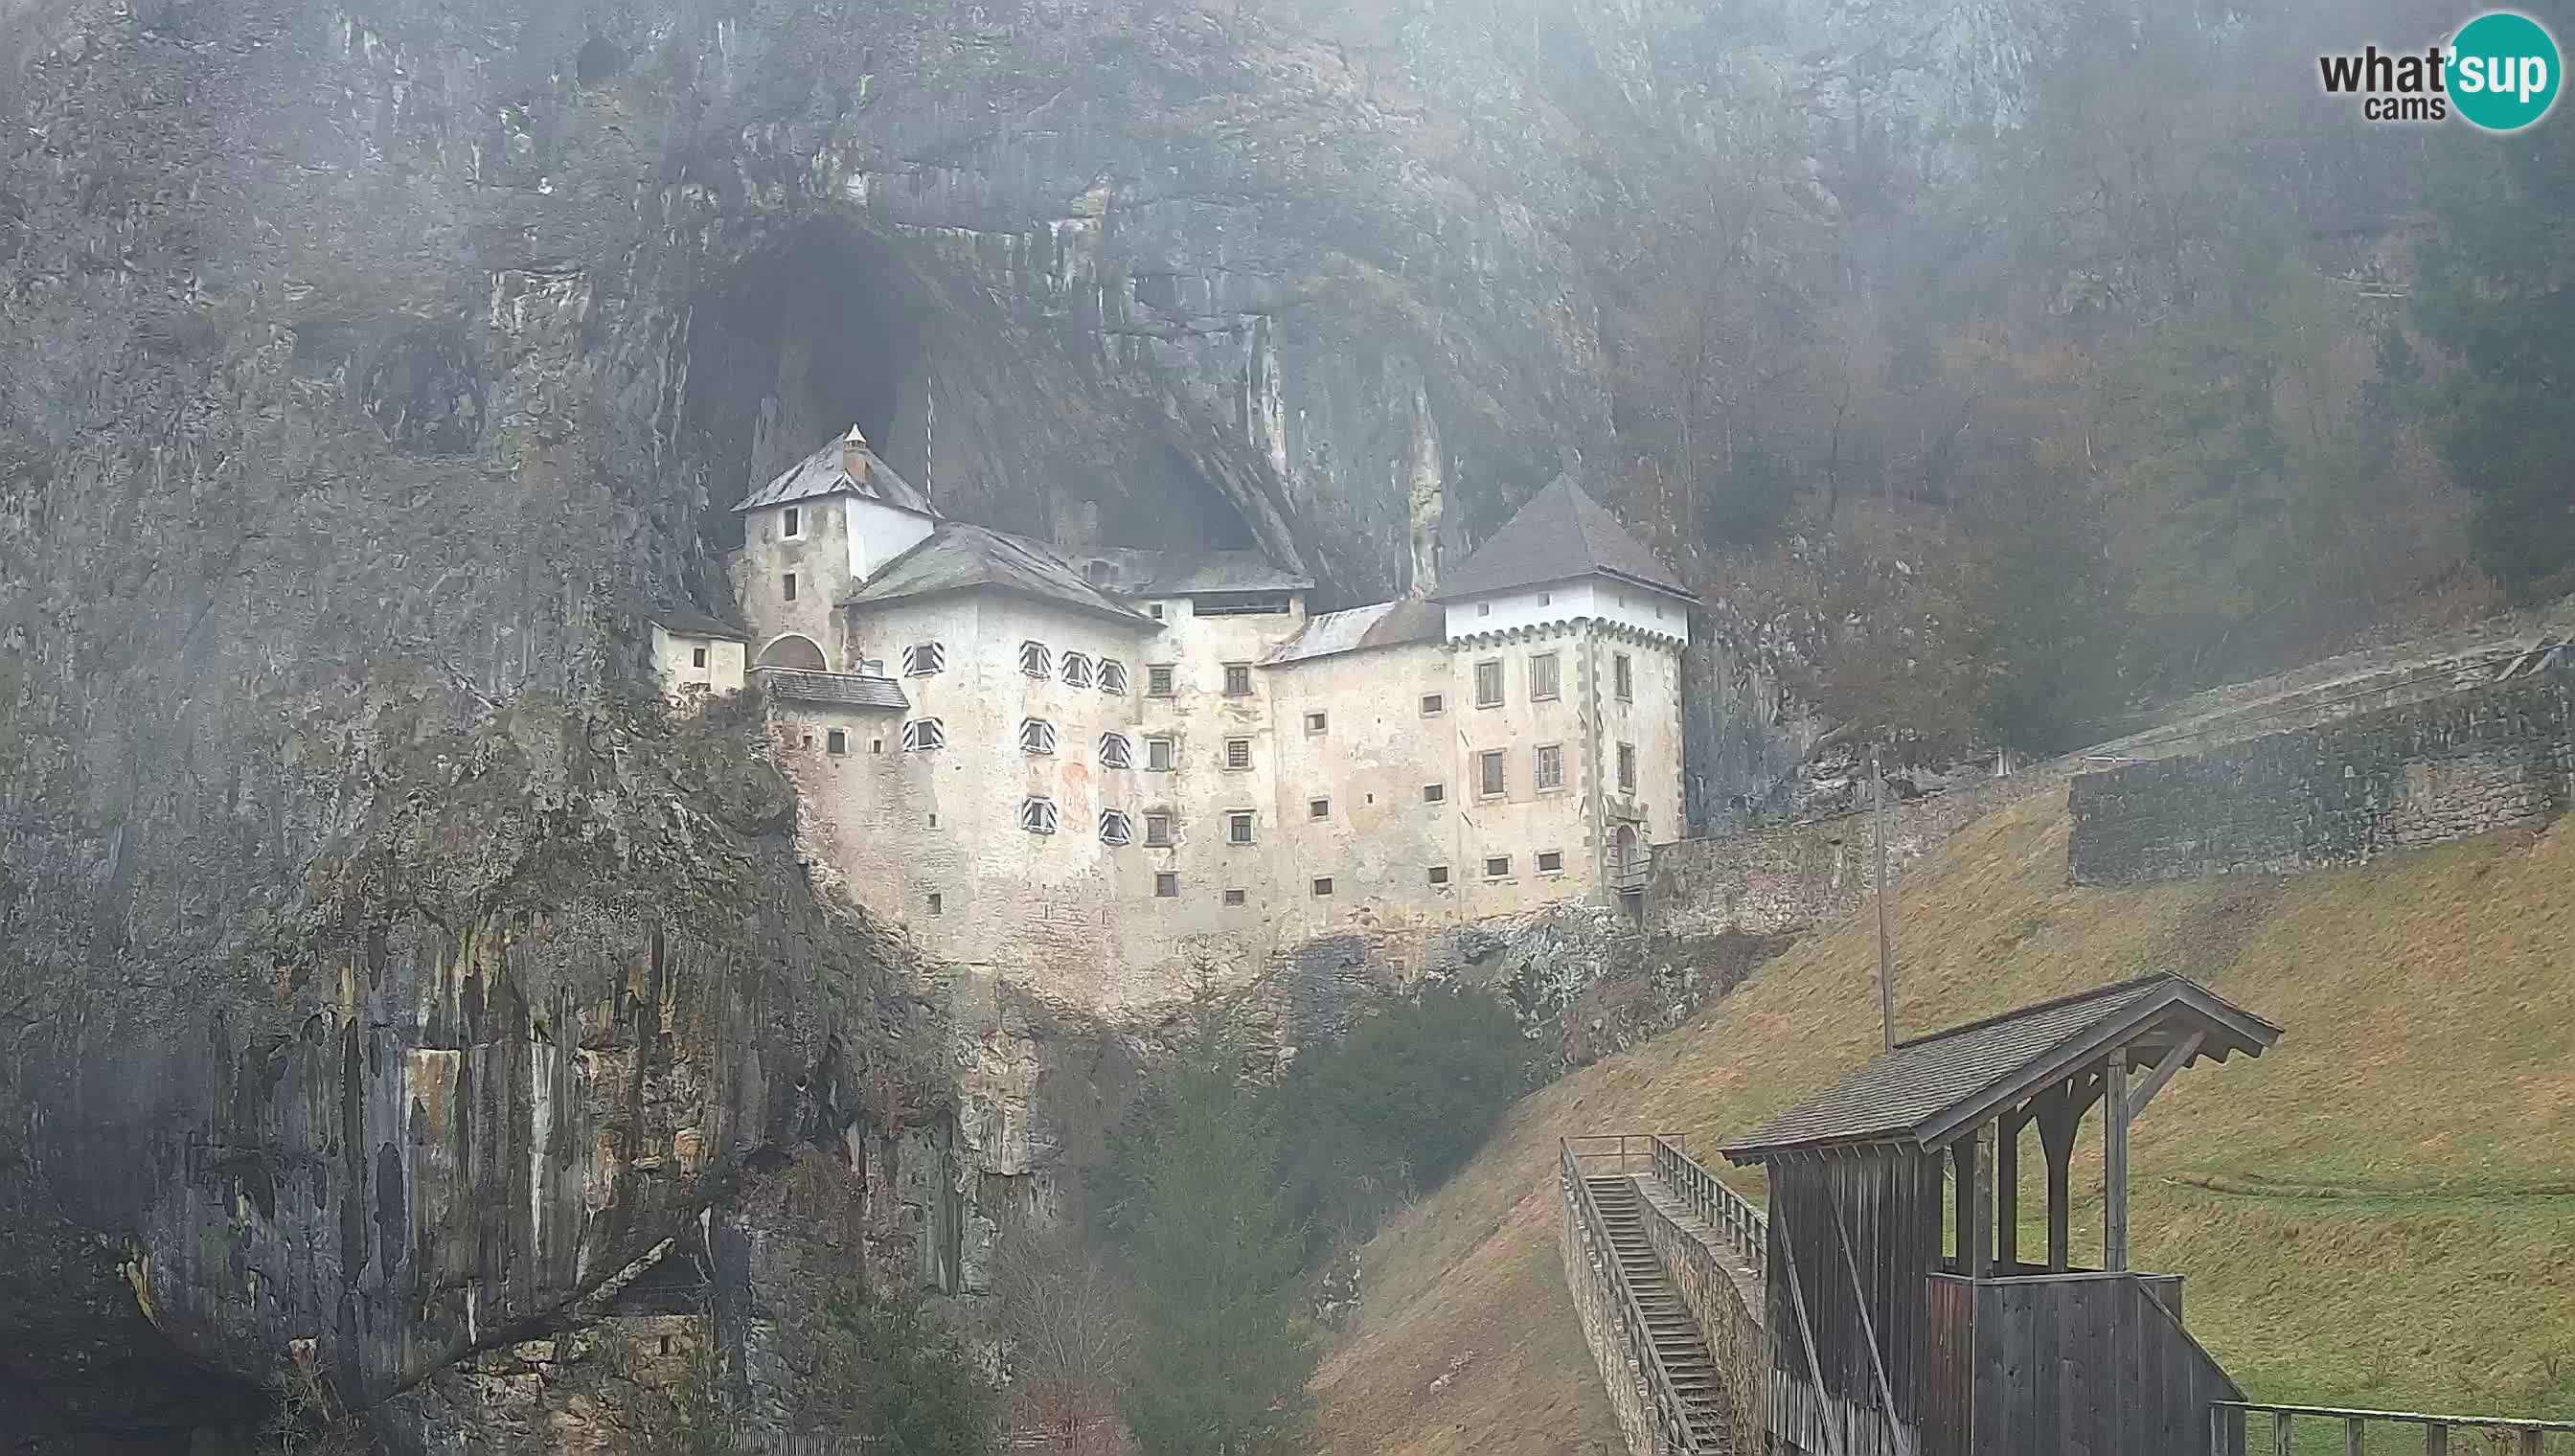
[1304,711,1327,736]
[1155,872,1179,897]
[1477,602,1492,617]
[692,646,708,669]
[1484,855,1512,878]
[1478,750,1507,799]
[1539,591,1552,606]
[1618,742,1637,794]
[1147,664,1175,696]
[901,642,946,676]
[1614,652,1633,702]
[1099,659,1129,694]
[1020,797,1059,834]
[1537,850,1565,875]
[1085,560,1113,585]
[826,729,848,755]
[783,573,798,603]
[1020,641,1052,678]
[1223,663,1253,697]
[927,892,943,916]
[1145,737,1175,771]
[900,718,946,752]
[1475,659,1503,707]
[1060,652,1094,688]
[1421,693,1445,717]
[1020,718,1059,755]
[1530,652,1560,701]
[1145,812,1174,847]
[1427,865,1451,886]
[1227,810,1255,845]
[1535,743,1564,792]
[1311,877,1333,898]
[1309,798,1330,820]
[1099,733,1134,769]
[1423,783,1446,804]
[870,739,884,754]
[1099,809,1134,846]
[1224,888,1247,906]
[1224,737,1253,771]
[1149,603,1167,620]
[782,506,802,538]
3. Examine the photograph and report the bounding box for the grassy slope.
[1312,787,2575,1453]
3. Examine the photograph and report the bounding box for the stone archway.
[756,632,828,671]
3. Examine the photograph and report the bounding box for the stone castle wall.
[2068,664,2572,885]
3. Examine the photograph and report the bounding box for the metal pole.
[1874,748,1896,1051]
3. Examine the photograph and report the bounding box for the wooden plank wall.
[1958,1273,2244,1456]
[1763,1149,1945,1456]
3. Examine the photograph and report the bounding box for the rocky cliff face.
[0,0,2041,1446]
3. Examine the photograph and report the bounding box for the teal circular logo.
[2450,11,2561,131]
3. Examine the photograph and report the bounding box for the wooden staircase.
[1585,1175,1736,1450]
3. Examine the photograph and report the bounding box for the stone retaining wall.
[1561,1171,1670,1456]
[1634,1179,1766,1454]
[2069,663,2572,884]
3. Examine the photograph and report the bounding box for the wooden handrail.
[1646,1133,1768,1287]
[2212,1400,2575,1455]
[1560,1139,1705,1454]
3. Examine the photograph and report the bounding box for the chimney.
[840,424,872,486]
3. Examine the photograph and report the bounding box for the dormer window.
[1020,797,1059,835]
[1020,641,1052,678]
[1098,659,1129,694]
[1020,718,1059,755]
[1099,809,1133,846]
[1060,652,1094,688]
[900,718,946,752]
[1099,732,1134,768]
[1086,560,1114,585]
[782,506,803,538]
[901,642,946,676]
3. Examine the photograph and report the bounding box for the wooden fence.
[1648,1134,1767,1288]
[2213,1402,2575,1454]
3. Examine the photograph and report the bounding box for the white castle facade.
[654,427,1692,1012]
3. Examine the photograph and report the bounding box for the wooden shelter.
[1719,973,2282,1456]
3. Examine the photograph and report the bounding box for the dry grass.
[1311,788,2575,1452]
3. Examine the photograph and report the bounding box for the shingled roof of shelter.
[1435,478,1689,603]
[649,606,751,642]
[731,434,934,515]
[1130,550,1314,595]
[750,667,910,711]
[1264,598,1446,667]
[1720,973,2281,1163]
[842,523,1154,627]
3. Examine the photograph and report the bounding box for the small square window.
[1227,811,1255,845]
[1485,855,1512,878]
[1020,797,1060,834]
[926,892,943,916]
[1478,749,1506,799]
[1099,660,1129,694]
[928,813,939,829]
[1020,641,1053,678]
[1225,738,1253,771]
[1537,851,1564,875]
[1309,798,1330,819]
[1145,812,1174,847]
[1223,663,1253,697]
[1305,711,1328,735]
[1618,742,1638,794]
[1149,603,1167,621]
[1475,659,1504,707]
[782,573,798,603]
[870,738,883,754]
[1477,602,1492,617]
[782,506,801,537]
[825,729,848,755]
[1421,693,1445,717]
[1147,664,1176,696]
[901,642,947,676]
[1223,888,1247,906]
[1535,743,1564,792]
[1145,737,1175,771]
[691,646,708,669]
[1530,652,1560,701]
[1154,872,1179,898]
[1423,783,1446,804]
[1311,877,1333,897]
[800,733,813,748]
[1427,865,1451,886]
[1538,591,1551,606]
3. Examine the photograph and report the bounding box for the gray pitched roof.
[1720,973,2281,1164]
[750,667,910,711]
[731,435,934,516]
[1264,598,1446,667]
[649,606,750,642]
[842,523,1154,627]
[1435,478,1689,603]
[1130,550,1313,596]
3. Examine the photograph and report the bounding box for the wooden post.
[1971,1121,1996,1278]
[1951,1137,1974,1272]
[1873,749,1896,1051]
[2105,1050,2132,1273]
[1995,1111,2020,1272]
[2037,1081,2078,1273]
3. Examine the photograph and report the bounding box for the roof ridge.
[1891,971,2183,1051]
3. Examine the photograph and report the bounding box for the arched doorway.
[756,633,828,671]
